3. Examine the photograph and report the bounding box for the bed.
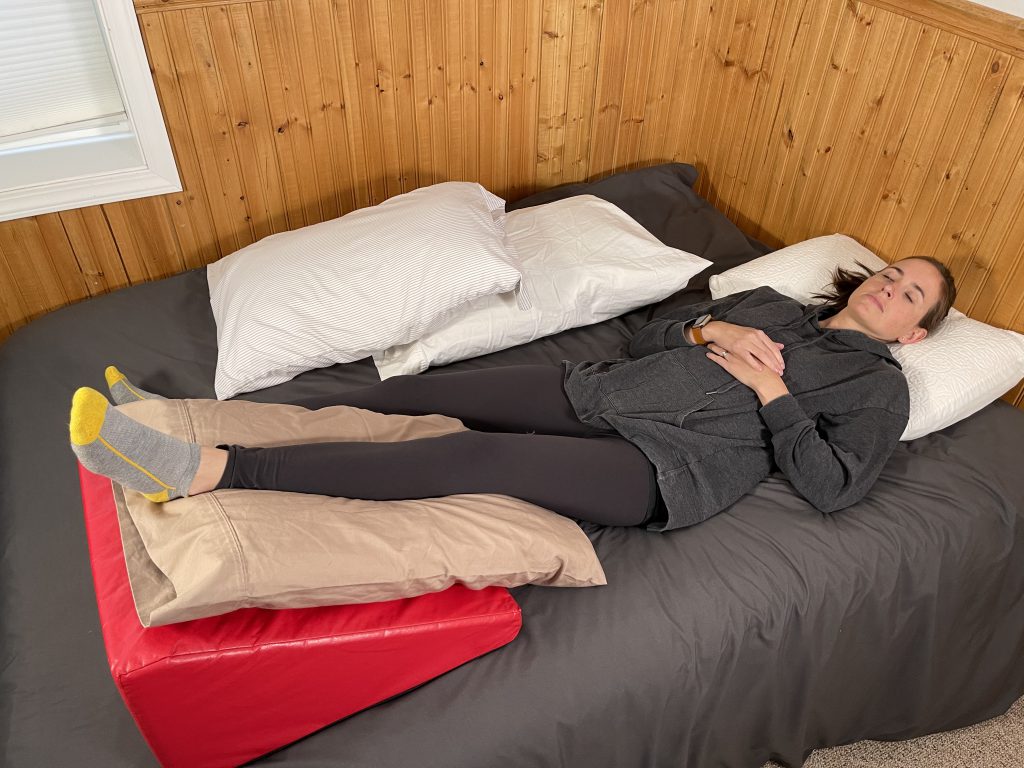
[2,163,1023,767]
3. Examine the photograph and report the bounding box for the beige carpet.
[762,695,1024,768]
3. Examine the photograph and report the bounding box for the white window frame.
[0,0,181,223]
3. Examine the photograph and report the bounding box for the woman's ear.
[897,326,928,345]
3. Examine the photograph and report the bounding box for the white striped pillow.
[207,182,523,399]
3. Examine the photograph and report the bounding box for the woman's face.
[846,258,946,344]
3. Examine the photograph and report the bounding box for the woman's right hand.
[700,320,785,375]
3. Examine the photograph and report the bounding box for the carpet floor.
[763,694,1024,768]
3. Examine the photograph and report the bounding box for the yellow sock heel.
[69,387,109,446]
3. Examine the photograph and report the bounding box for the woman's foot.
[69,387,201,502]
[105,366,167,405]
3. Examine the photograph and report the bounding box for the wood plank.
[58,208,131,294]
[868,35,982,253]
[781,2,874,240]
[427,0,455,185]
[861,0,1024,59]
[138,10,222,266]
[562,0,603,182]
[535,0,573,189]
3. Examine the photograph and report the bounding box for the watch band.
[692,323,707,346]
[691,314,712,345]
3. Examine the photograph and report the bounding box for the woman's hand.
[706,343,790,406]
[701,321,785,375]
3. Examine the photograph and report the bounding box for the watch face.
[695,314,712,328]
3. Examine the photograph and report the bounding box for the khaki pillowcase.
[113,398,607,627]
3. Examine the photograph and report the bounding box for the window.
[0,0,181,222]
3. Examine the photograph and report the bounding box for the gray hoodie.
[562,286,910,531]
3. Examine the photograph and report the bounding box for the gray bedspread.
[3,165,1024,767]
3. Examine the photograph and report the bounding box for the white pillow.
[709,234,1024,440]
[373,195,712,378]
[207,182,523,399]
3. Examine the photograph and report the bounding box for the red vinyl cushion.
[78,464,522,768]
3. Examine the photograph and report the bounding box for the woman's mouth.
[868,295,883,310]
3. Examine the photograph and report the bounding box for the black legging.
[213,364,659,527]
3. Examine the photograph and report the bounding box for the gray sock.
[105,365,167,405]
[69,387,201,503]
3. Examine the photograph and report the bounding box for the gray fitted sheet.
[3,167,1024,768]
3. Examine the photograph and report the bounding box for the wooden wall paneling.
[840,21,938,244]
[966,148,1024,324]
[933,59,1024,277]
[288,0,342,222]
[309,0,358,218]
[443,0,466,182]
[634,0,686,174]
[159,10,245,255]
[726,0,805,240]
[138,11,221,268]
[0,221,72,326]
[947,62,1024,313]
[757,1,847,244]
[231,2,291,235]
[0,229,32,335]
[427,0,454,186]
[664,0,713,176]
[536,0,573,189]
[265,1,326,225]
[57,208,131,296]
[862,31,973,251]
[186,7,255,248]
[808,6,900,238]
[491,0,512,195]
[33,214,94,305]
[330,0,372,210]
[613,0,657,172]
[862,0,1024,59]
[376,0,411,192]
[114,196,189,281]
[204,4,276,240]
[476,0,498,191]
[343,0,388,206]
[457,0,480,185]
[561,0,602,182]
[704,0,779,216]
[689,0,742,209]
[587,0,631,177]
[781,3,874,241]
[887,46,1007,262]
[505,0,541,201]
[916,53,1020,279]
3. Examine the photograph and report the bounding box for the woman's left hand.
[706,343,790,406]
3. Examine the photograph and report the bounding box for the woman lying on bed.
[69,257,955,532]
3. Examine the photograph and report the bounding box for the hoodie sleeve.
[627,287,761,359]
[758,386,908,514]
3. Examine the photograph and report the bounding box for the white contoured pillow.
[374,195,712,378]
[709,234,1024,440]
[207,182,523,399]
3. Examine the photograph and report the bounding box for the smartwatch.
[691,314,713,345]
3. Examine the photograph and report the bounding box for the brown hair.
[809,256,957,332]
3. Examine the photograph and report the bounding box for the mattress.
[3,164,1023,767]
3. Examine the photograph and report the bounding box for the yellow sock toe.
[104,365,125,388]
[70,387,109,446]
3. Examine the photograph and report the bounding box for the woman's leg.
[213,431,658,527]
[292,364,603,437]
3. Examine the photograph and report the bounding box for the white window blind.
[0,0,127,140]
[0,0,181,222]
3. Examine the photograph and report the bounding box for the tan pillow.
[114,398,606,627]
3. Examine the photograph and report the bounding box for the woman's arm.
[759,395,906,513]
[627,288,760,358]
[705,344,907,513]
